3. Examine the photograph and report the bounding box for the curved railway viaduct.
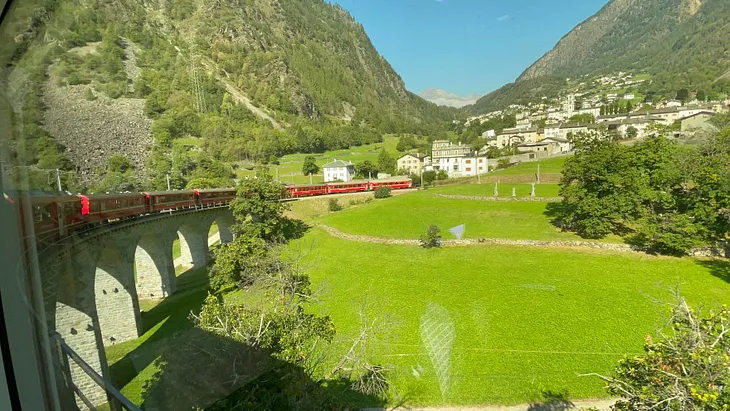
[38,206,235,408]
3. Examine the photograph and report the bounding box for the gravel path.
[318,225,642,254]
[435,194,563,202]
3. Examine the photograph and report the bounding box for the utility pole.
[309,172,313,184]
[166,174,171,191]
[55,169,62,191]
[537,163,541,184]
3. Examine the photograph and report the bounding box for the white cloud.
[497,14,510,21]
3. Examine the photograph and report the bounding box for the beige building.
[518,137,571,156]
[397,153,430,175]
[558,122,594,139]
[680,111,716,132]
[490,128,539,148]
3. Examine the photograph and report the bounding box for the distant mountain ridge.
[470,0,730,114]
[418,88,481,108]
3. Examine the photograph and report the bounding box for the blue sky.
[331,0,609,96]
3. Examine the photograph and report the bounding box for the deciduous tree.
[302,155,320,175]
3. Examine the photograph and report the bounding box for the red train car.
[4,191,84,241]
[327,181,369,194]
[286,184,328,198]
[80,193,147,224]
[369,178,412,191]
[146,191,197,213]
[197,188,236,207]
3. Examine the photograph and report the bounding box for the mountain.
[2,0,454,191]
[418,89,481,108]
[518,0,730,82]
[470,0,730,114]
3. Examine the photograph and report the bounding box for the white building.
[563,94,576,118]
[575,106,601,118]
[624,93,635,100]
[604,117,659,138]
[322,159,355,182]
[516,118,532,130]
[431,140,488,177]
[544,124,561,140]
[665,100,682,108]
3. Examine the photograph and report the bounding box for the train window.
[100,202,106,211]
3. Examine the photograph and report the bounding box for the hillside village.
[468,72,728,144]
[390,73,729,181]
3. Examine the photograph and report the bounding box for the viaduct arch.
[41,207,234,408]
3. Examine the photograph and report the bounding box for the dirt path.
[318,225,641,254]
[364,398,618,411]
[435,194,563,202]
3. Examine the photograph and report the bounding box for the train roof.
[285,177,411,188]
[82,192,146,200]
[145,190,197,196]
[3,190,78,204]
[196,188,237,193]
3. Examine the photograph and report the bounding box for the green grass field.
[237,136,400,184]
[294,228,730,405]
[318,190,622,242]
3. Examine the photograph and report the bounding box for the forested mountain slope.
[469,0,730,114]
[1,0,453,191]
[520,0,730,84]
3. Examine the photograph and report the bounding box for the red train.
[5,177,410,245]
[5,189,236,243]
[285,178,412,198]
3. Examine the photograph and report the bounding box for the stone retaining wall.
[436,194,563,202]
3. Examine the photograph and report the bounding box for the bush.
[374,186,392,199]
[422,170,437,186]
[497,158,512,170]
[328,198,343,212]
[419,225,442,248]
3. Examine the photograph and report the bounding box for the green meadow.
[294,228,730,405]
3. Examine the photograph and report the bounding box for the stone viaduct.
[39,206,235,408]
